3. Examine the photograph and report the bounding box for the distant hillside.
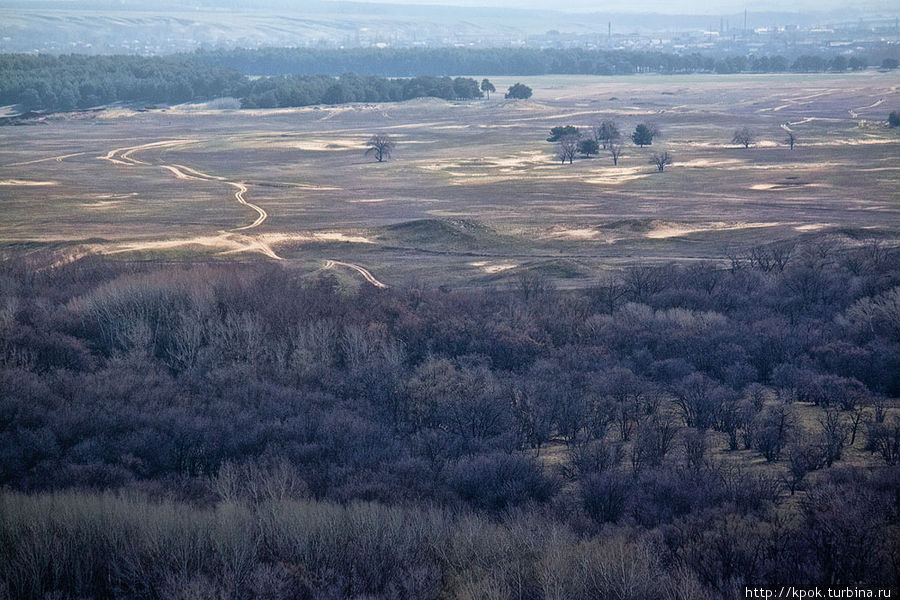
[1,3,890,54]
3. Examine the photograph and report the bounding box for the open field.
[1,71,898,288]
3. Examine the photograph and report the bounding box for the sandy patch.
[584,166,650,185]
[96,108,140,119]
[794,224,832,232]
[644,221,781,239]
[311,232,373,244]
[81,201,123,210]
[469,261,517,273]
[544,220,786,242]
[546,227,600,240]
[678,158,744,168]
[0,179,57,186]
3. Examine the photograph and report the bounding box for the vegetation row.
[1,236,899,597]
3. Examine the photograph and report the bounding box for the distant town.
[1,4,897,63]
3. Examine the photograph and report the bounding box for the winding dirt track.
[99,140,282,259]
[848,98,884,119]
[90,139,388,284]
[324,260,388,288]
[170,164,268,231]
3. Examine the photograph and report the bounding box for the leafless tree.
[365,134,394,162]
[650,151,672,172]
[732,127,754,148]
[556,134,579,164]
[747,241,795,272]
[785,130,796,150]
[609,143,623,166]
[819,410,848,467]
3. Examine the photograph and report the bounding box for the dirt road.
[324,260,388,288]
[99,140,281,259]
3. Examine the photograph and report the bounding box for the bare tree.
[365,134,394,162]
[609,143,623,166]
[650,151,672,172]
[732,127,754,148]
[556,134,579,164]
[785,130,796,150]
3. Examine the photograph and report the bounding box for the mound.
[484,259,590,283]
[597,218,661,233]
[381,218,492,246]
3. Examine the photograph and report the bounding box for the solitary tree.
[889,111,900,128]
[732,127,755,148]
[609,143,623,165]
[547,125,580,142]
[365,134,394,162]
[631,123,654,147]
[785,130,797,150]
[481,78,496,99]
[557,135,579,164]
[577,138,600,157]
[593,120,621,149]
[505,83,533,99]
[650,151,672,172]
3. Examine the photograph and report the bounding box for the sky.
[9,0,894,16]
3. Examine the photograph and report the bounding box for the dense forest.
[0,54,484,112]
[188,47,871,77]
[1,236,899,598]
[0,48,874,112]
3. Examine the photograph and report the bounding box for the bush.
[447,452,557,511]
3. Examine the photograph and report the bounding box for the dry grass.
[1,71,897,287]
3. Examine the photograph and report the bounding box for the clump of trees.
[547,125,580,142]
[505,82,533,99]
[241,73,483,108]
[889,111,900,128]
[577,138,600,157]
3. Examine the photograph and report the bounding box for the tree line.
[1,235,899,596]
[0,54,484,112]
[1,47,879,112]
[188,46,871,77]
[0,53,246,112]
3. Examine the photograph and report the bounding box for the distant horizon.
[1,0,896,17]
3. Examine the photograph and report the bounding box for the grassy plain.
[1,71,897,288]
